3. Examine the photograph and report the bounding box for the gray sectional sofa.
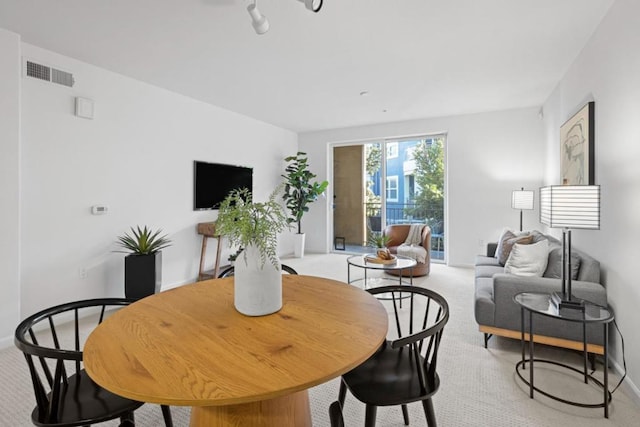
[474,231,608,353]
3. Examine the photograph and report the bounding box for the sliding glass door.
[333,135,445,261]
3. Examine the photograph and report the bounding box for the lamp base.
[551,292,585,311]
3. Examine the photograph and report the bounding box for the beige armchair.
[384,224,431,277]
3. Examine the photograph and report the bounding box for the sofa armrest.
[493,274,606,303]
[486,242,497,257]
[493,274,562,310]
[492,274,607,328]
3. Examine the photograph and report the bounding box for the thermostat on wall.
[91,205,108,215]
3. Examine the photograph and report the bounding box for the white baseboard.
[161,278,193,291]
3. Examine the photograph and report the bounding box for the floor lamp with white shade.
[539,185,600,310]
[512,188,534,232]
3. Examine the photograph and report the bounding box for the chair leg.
[401,403,410,425]
[119,411,135,427]
[422,398,437,427]
[329,401,345,427]
[161,405,173,427]
[338,379,347,406]
[588,353,597,371]
[364,404,377,427]
[484,333,493,348]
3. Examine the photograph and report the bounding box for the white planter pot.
[233,244,282,316]
[293,233,306,258]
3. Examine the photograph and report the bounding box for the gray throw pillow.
[544,247,581,279]
[530,230,547,243]
[495,229,517,261]
[496,229,533,266]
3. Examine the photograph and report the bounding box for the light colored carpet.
[1,253,638,426]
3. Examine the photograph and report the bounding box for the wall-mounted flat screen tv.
[193,161,253,210]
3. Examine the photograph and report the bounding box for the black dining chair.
[217,263,298,278]
[338,285,449,427]
[329,400,345,427]
[14,298,173,427]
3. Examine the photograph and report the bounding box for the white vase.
[293,233,306,258]
[233,244,282,316]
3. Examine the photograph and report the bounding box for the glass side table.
[514,292,614,418]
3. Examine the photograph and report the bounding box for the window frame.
[386,175,398,202]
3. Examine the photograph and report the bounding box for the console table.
[197,222,222,280]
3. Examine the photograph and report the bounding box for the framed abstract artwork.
[560,101,595,185]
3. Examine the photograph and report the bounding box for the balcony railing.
[365,202,444,259]
[365,202,443,231]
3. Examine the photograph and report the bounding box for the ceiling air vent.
[24,60,75,88]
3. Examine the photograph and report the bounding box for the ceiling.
[0,0,614,133]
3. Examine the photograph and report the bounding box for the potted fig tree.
[115,225,171,300]
[282,152,328,258]
[215,186,290,316]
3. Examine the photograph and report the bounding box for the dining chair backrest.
[218,264,298,278]
[371,285,449,391]
[14,298,173,426]
[338,285,449,426]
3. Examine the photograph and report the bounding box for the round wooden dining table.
[84,274,388,427]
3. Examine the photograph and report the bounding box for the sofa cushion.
[543,247,581,279]
[496,229,533,265]
[504,240,549,277]
[475,264,504,279]
[574,250,600,283]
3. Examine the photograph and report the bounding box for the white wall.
[0,29,21,346]
[299,107,545,266]
[542,0,640,398]
[11,43,296,326]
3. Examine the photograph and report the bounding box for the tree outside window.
[410,138,444,227]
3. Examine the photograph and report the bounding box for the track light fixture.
[298,0,323,13]
[247,1,269,35]
[247,0,323,35]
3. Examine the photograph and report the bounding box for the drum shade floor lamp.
[540,185,600,310]
[512,188,534,232]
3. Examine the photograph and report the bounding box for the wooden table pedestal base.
[189,390,312,427]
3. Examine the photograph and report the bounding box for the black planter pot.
[124,252,162,300]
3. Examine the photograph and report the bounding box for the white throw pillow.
[504,239,549,277]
